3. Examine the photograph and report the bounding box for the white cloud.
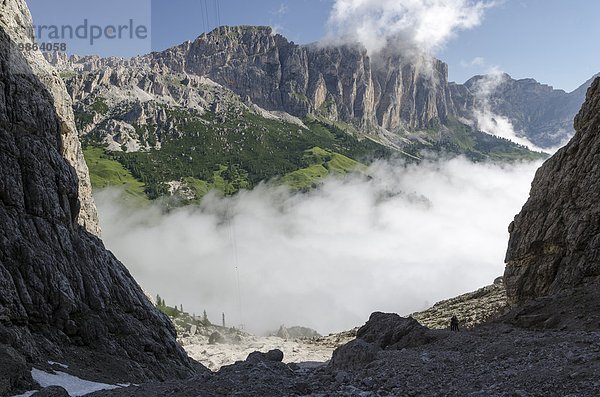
[325,0,496,55]
[272,3,288,16]
[461,56,486,68]
[95,157,541,335]
[471,68,547,152]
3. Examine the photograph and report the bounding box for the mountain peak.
[197,25,275,41]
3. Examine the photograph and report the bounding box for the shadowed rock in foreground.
[504,77,600,304]
[0,1,199,395]
[89,303,600,396]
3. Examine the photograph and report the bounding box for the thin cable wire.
[226,204,243,330]
[231,219,243,330]
[199,0,206,34]
[203,0,211,32]
[216,0,222,29]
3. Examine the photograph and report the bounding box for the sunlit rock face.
[504,77,600,304]
[159,26,453,131]
[88,25,453,133]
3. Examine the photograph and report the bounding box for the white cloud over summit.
[326,0,496,55]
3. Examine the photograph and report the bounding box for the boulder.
[329,339,379,370]
[356,312,434,349]
[208,332,224,345]
[246,349,284,363]
[330,312,435,370]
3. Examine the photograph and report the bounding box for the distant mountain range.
[45,26,596,202]
[452,73,598,148]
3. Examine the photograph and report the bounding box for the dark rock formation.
[89,350,303,397]
[504,77,600,304]
[330,312,435,370]
[0,345,33,393]
[0,1,199,394]
[329,338,380,371]
[246,349,284,363]
[499,284,600,331]
[208,331,224,344]
[0,2,100,237]
[355,312,434,349]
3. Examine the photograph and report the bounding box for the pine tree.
[202,310,210,325]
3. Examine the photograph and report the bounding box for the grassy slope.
[83,147,148,203]
[81,105,543,203]
[411,117,546,162]
[281,147,366,191]
[90,107,389,200]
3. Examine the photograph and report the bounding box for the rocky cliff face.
[0,0,100,236]
[63,26,453,134]
[157,26,454,131]
[50,26,595,153]
[62,63,247,152]
[504,77,600,304]
[0,1,197,394]
[411,278,507,329]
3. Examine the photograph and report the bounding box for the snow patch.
[29,368,123,396]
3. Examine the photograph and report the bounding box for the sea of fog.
[95,157,543,335]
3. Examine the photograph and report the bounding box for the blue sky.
[26,0,600,92]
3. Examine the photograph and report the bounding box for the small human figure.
[450,315,459,331]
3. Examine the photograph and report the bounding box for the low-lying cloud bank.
[95,157,542,334]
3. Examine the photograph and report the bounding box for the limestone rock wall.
[0,0,100,236]
[504,77,600,303]
[0,1,197,392]
[148,26,452,132]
